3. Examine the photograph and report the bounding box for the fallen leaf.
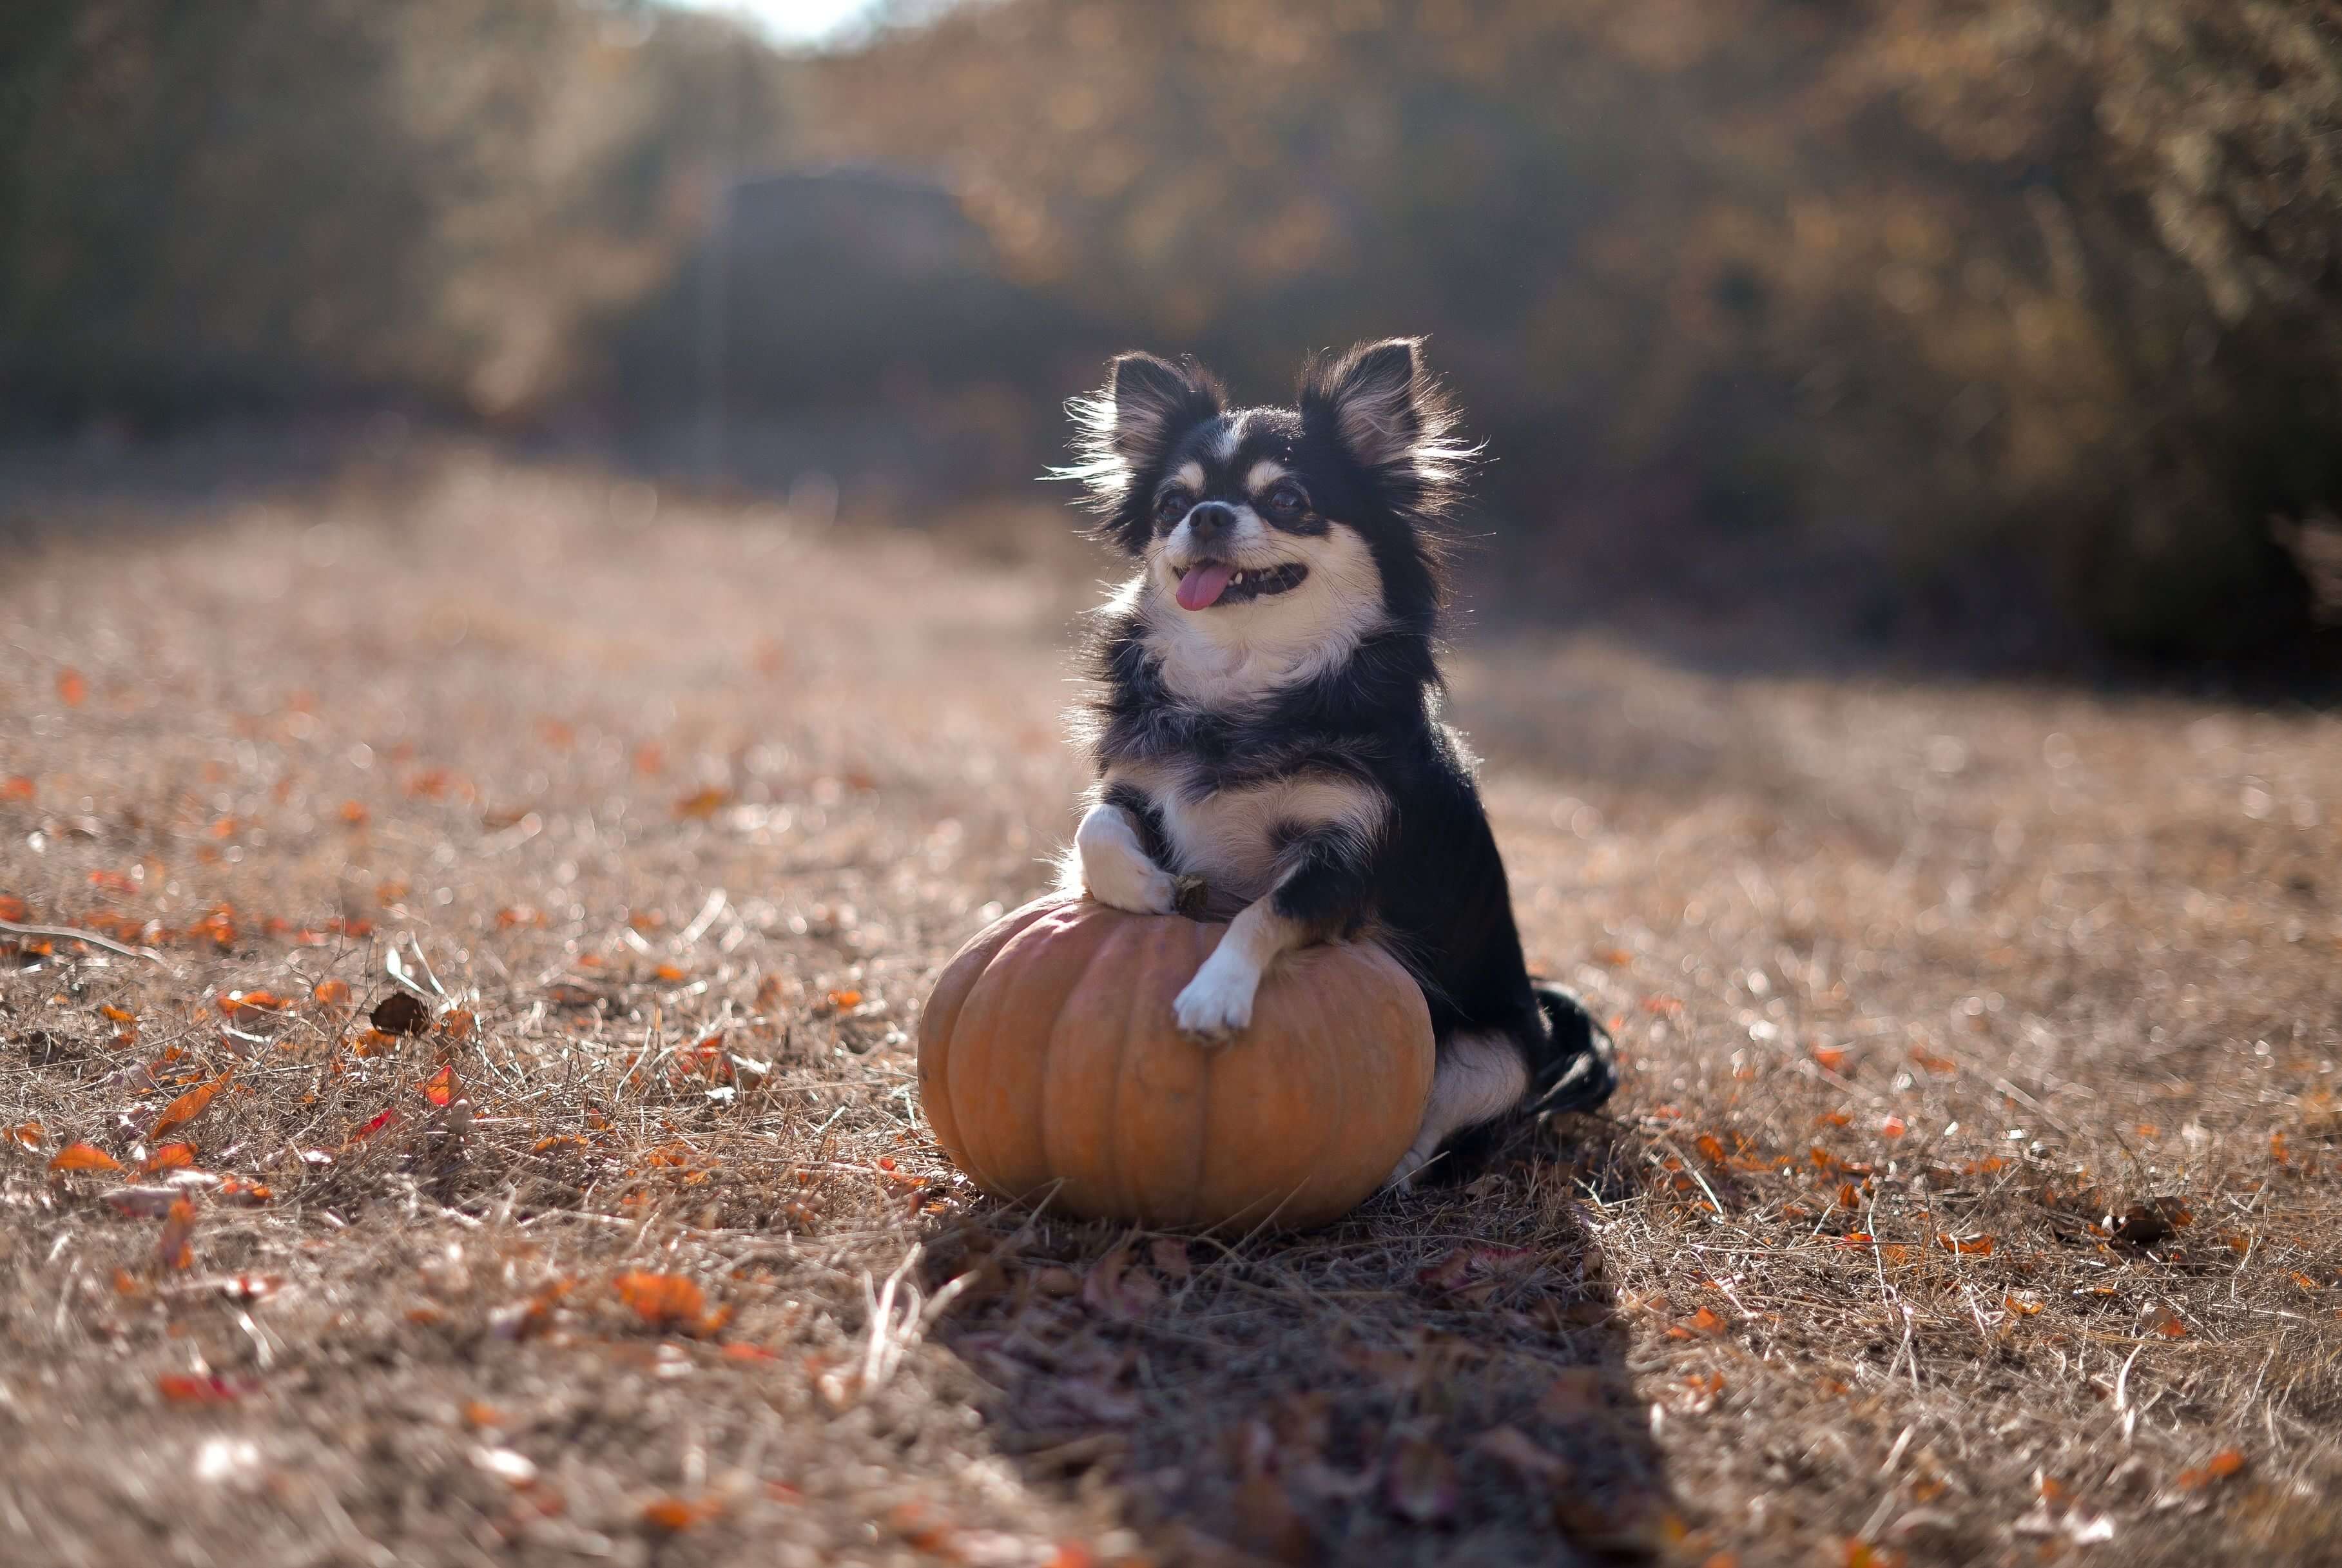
[641,1495,719,1532]
[157,1197,197,1270]
[157,1373,243,1405]
[614,1270,707,1330]
[142,1143,197,1173]
[217,990,287,1017]
[1880,1115,1908,1138]
[370,992,431,1036]
[673,788,731,820]
[10,1120,43,1149]
[57,668,87,706]
[1937,1234,1994,1256]
[102,1186,187,1217]
[48,1143,124,1174]
[1813,1045,1849,1071]
[311,978,351,1007]
[151,1075,231,1139]
[421,1065,457,1107]
[0,779,33,805]
[347,1106,400,1144]
[826,988,863,1010]
[2176,1448,2247,1489]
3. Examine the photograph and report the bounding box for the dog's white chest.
[1116,762,1385,903]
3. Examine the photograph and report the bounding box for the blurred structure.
[5,0,2339,668]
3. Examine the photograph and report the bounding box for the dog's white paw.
[1173,955,1257,1043]
[1081,846,1176,916]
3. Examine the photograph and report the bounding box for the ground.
[1,439,2338,1568]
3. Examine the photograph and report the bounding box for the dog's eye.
[1153,489,1190,525]
[1262,481,1308,518]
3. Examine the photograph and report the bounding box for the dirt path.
[3,445,2338,1567]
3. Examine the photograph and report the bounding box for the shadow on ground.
[921,1117,1665,1567]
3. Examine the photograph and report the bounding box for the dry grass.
[1,441,2337,1567]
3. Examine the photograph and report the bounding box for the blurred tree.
[808,0,2342,660]
[0,0,795,421]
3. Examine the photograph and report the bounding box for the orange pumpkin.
[918,896,1434,1230]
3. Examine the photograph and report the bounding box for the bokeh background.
[6,0,2341,670]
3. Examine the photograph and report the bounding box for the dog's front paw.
[1082,848,1176,916]
[1173,955,1257,1044]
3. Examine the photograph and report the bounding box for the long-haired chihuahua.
[1055,338,1614,1187]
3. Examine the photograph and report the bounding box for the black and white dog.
[1058,338,1614,1187]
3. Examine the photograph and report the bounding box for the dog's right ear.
[1102,353,1221,467]
[1058,353,1224,550]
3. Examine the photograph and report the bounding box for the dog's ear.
[1059,353,1224,550]
[1101,352,1223,468]
[1301,338,1470,508]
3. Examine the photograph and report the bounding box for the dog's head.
[1063,339,1469,652]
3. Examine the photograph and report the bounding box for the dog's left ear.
[1301,338,1467,506]
[1304,338,1433,472]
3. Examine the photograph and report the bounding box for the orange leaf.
[614,1270,706,1329]
[218,990,287,1017]
[339,800,369,827]
[100,1004,136,1025]
[48,1142,124,1173]
[1879,1115,1908,1138]
[57,668,87,706]
[156,1373,242,1404]
[0,777,34,804]
[1812,1045,1848,1071]
[1694,1132,1726,1163]
[1836,1183,1861,1210]
[151,1074,229,1139]
[641,1496,717,1532]
[673,788,731,820]
[2003,1294,2044,1316]
[421,1065,456,1107]
[10,1121,42,1149]
[312,978,351,1007]
[2178,1448,2247,1489]
[1938,1234,1994,1256]
[2271,1131,2289,1165]
[142,1143,197,1173]
[157,1197,196,1270]
[826,989,862,1009]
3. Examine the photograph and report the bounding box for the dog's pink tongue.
[1176,562,1235,611]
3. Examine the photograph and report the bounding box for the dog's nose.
[1185,501,1238,543]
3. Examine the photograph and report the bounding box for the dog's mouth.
[1171,559,1310,611]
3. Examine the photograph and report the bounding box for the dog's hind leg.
[1382,1031,1529,1192]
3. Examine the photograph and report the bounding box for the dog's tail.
[1525,982,1617,1117]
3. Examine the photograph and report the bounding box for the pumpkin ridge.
[1183,917,1214,1227]
[1038,902,1109,1214]
[1277,954,1344,1228]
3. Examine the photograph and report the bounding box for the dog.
[1054,337,1615,1188]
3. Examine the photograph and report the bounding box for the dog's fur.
[1054,338,1614,1188]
